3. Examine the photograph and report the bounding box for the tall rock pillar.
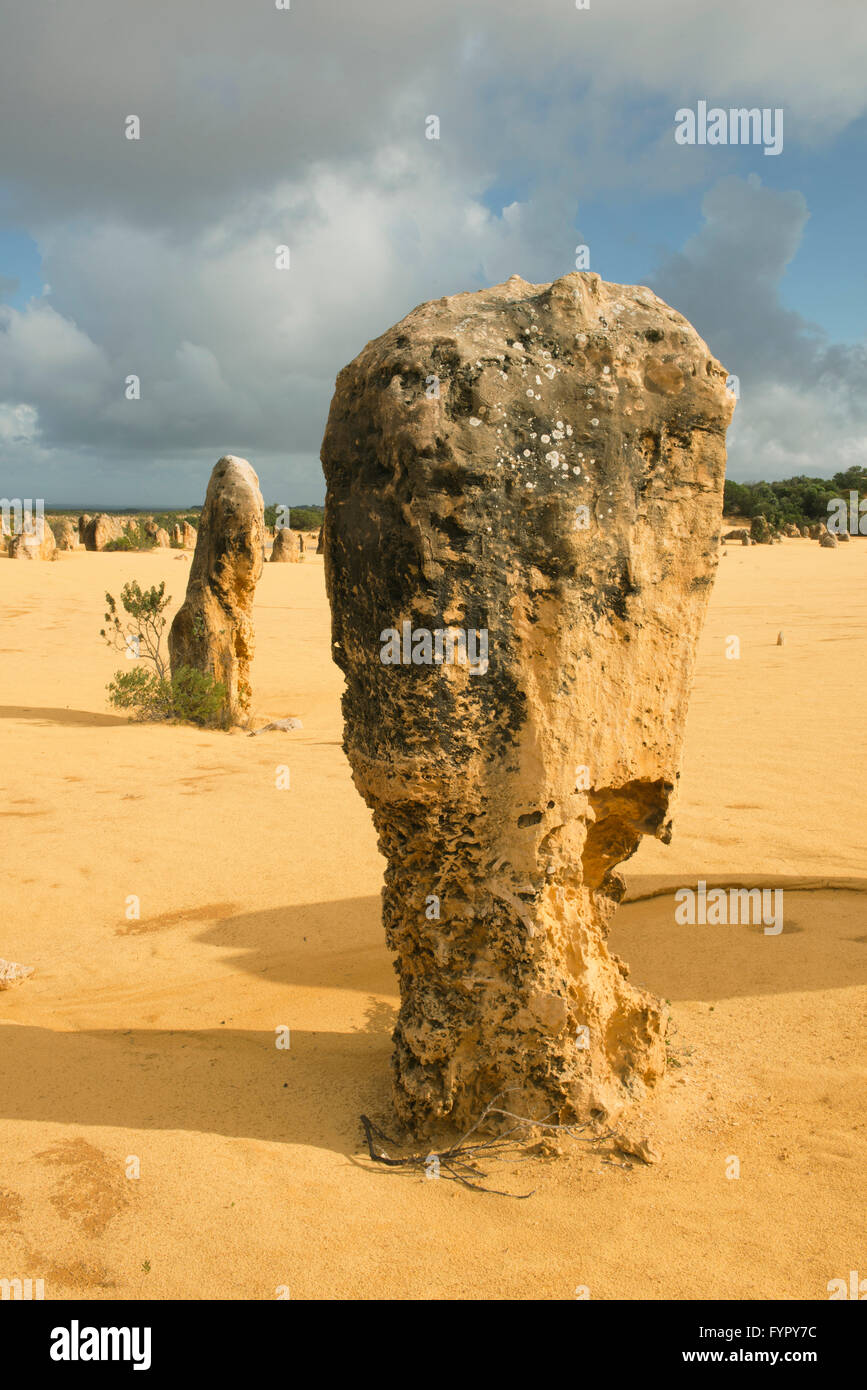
[169,455,264,726]
[322,273,734,1132]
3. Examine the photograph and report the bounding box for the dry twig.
[359,1091,616,1198]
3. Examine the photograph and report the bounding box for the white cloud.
[653,175,867,479]
[1,3,865,499]
[0,402,38,442]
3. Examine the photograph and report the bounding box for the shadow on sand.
[0,705,130,728]
[1,880,864,1154]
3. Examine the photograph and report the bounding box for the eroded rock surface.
[83,514,123,551]
[168,455,264,725]
[9,522,57,560]
[55,519,76,550]
[322,272,733,1133]
[271,528,301,562]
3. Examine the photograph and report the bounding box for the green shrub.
[168,666,227,725]
[101,581,171,676]
[106,666,226,725]
[106,667,173,719]
[130,521,156,549]
[100,579,227,726]
[103,522,155,551]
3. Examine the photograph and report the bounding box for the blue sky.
[480,108,867,347]
[0,227,43,310]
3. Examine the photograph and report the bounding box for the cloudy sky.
[1,0,865,506]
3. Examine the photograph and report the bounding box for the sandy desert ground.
[0,539,864,1300]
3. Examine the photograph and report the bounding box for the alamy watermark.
[50,1323,152,1370]
[827,492,867,535]
[380,622,489,675]
[1,1276,44,1300]
[828,1270,867,1300]
[675,103,783,156]
[675,880,783,936]
[1,497,45,539]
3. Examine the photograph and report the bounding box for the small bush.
[107,665,227,725]
[169,666,228,725]
[107,667,173,719]
[101,581,171,674]
[102,579,226,726]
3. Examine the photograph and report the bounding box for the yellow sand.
[0,540,864,1300]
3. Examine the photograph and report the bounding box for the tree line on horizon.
[263,504,323,530]
[46,504,324,534]
[724,467,867,530]
[48,475,867,539]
